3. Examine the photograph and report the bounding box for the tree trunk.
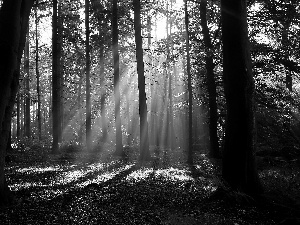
[184,0,193,164]
[77,69,84,143]
[221,0,262,194]
[52,0,61,153]
[112,0,123,155]
[24,28,31,138]
[0,0,34,206]
[58,1,63,143]
[168,0,175,150]
[100,44,107,143]
[133,0,151,161]
[35,1,42,140]
[199,0,219,158]
[148,14,155,147]
[85,0,92,151]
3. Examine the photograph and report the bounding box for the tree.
[24,28,31,138]
[184,0,193,164]
[85,0,91,151]
[35,0,42,140]
[199,0,219,158]
[52,0,61,153]
[99,33,108,143]
[112,0,123,155]
[221,0,262,194]
[133,0,151,161]
[58,1,63,143]
[0,0,34,206]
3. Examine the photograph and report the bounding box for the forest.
[0,0,300,224]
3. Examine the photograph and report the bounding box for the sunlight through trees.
[1,0,300,214]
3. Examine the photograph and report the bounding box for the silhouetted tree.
[133,0,151,161]
[221,0,262,194]
[85,0,92,151]
[199,0,219,158]
[185,0,193,164]
[24,28,31,138]
[0,0,34,206]
[52,0,61,153]
[35,0,42,140]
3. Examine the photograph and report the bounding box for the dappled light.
[2,145,277,224]
[0,0,300,224]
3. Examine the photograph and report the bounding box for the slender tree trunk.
[0,0,34,206]
[184,0,193,164]
[35,1,42,140]
[21,96,24,137]
[85,0,92,151]
[133,0,151,161]
[147,14,155,147]
[221,0,262,194]
[25,28,31,138]
[99,31,107,143]
[77,70,84,143]
[199,0,219,158]
[112,0,123,155]
[163,65,169,148]
[58,1,63,142]
[168,0,175,150]
[52,0,61,153]
[165,0,171,149]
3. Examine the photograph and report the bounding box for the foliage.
[2,146,300,224]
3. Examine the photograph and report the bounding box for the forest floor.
[0,140,300,225]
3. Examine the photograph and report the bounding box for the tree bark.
[133,0,151,161]
[168,0,175,150]
[199,0,219,158]
[221,0,262,194]
[112,0,123,155]
[0,0,34,206]
[52,0,61,153]
[24,28,31,138]
[35,1,42,140]
[99,42,107,143]
[184,0,193,164]
[58,1,63,143]
[85,0,92,151]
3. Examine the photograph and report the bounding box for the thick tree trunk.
[199,0,219,158]
[0,0,34,206]
[112,0,123,155]
[133,0,151,161]
[221,0,262,194]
